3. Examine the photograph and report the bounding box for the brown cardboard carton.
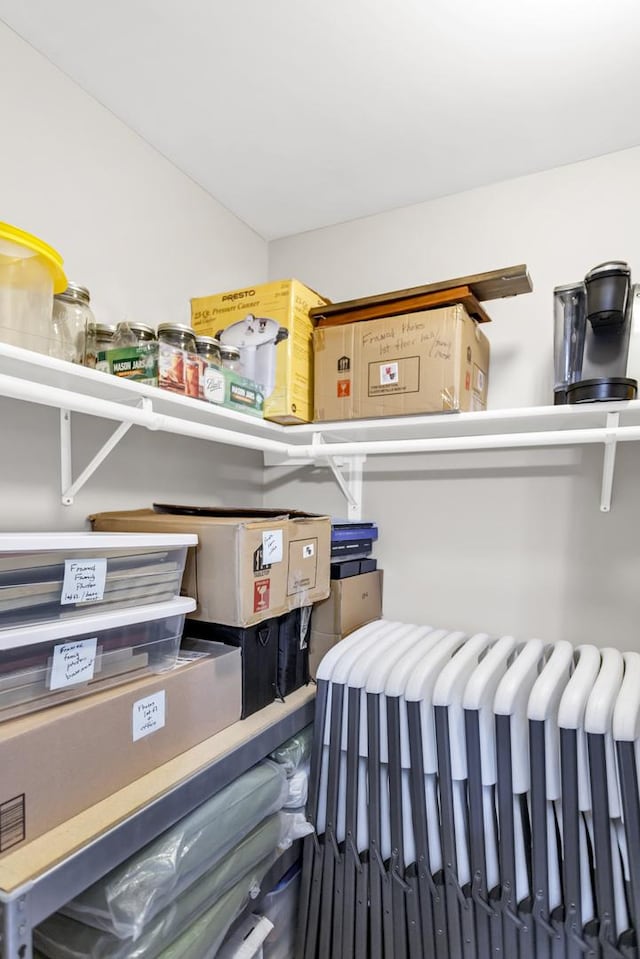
[191,279,329,425]
[308,630,341,680]
[314,304,489,421]
[309,570,383,677]
[0,649,241,857]
[90,507,330,625]
[287,512,331,607]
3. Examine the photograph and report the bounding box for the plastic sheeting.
[269,725,312,777]
[59,761,288,941]
[156,869,267,959]
[35,819,281,959]
[261,864,301,959]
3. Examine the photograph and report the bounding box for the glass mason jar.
[84,323,116,368]
[52,283,96,364]
[220,343,241,373]
[129,323,157,345]
[195,335,222,366]
[157,323,197,354]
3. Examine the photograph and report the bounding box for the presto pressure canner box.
[191,279,329,425]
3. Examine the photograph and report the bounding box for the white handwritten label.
[379,362,399,385]
[303,543,315,558]
[132,691,166,742]
[49,637,98,690]
[262,530,283,565]
[61,558,107,605]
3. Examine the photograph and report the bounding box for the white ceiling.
[2,0,640,240]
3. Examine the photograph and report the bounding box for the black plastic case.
[185,618,279,718]
[276,606,312,698]
[330,557,378,579]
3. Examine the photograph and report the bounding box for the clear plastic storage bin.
[0,596,196,721]
[0,221,67,356]
[0,533,197,628]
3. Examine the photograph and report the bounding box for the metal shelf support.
[0,891,32,959]
[600,412,620,513]
[311,434,366,520]
[60,398,152,506]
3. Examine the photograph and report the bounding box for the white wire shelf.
[1,341,639,513]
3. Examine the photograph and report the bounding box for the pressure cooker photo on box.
[216,314,289,397]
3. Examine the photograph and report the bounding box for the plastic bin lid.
[0,532,198,551]
[0,222,67,293]
[0,596,197,650]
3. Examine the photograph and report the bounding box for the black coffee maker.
[554,261,638,404]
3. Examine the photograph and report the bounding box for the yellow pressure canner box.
[191,279,329,425]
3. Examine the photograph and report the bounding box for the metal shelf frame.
[2,342,640,515]
[0,692,315,959]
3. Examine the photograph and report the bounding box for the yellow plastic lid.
[0,222,67,293]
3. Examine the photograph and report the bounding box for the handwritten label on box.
[49,637,98,690]
[262,530,283,564]
[132,691,166,742]
[61,559,107,605]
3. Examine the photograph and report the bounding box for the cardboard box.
[90,507,331,626]
[309,570,383,677]
[0,648,241,857]
[313,304,489,421]
[191,279,329,425]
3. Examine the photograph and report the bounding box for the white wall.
[0,24,268,527]
[268,149,640,648]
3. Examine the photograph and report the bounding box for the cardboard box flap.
[153,504,290,521]
[153,504,329,522]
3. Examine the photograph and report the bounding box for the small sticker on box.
[254,578,271,612]
[303,543,315,558]
[379,362,399,385]
[49,637,98,690]
[204,367,226,404]
[61,558,107,605]
[133,691,166,742]
[474,366,486,394]
[262,530,283,564]
[337,379,351,398]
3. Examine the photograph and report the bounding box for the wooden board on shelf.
[314,284,492,327]
[309,263,532,323]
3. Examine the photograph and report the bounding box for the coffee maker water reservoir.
[554,261,638,404]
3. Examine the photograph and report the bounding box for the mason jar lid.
[94,323,116,337]
[196,335,221,349]
[129,323,156,341]
[220,344,241,360]
[157,323,196,336]
[55,283,91,305]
